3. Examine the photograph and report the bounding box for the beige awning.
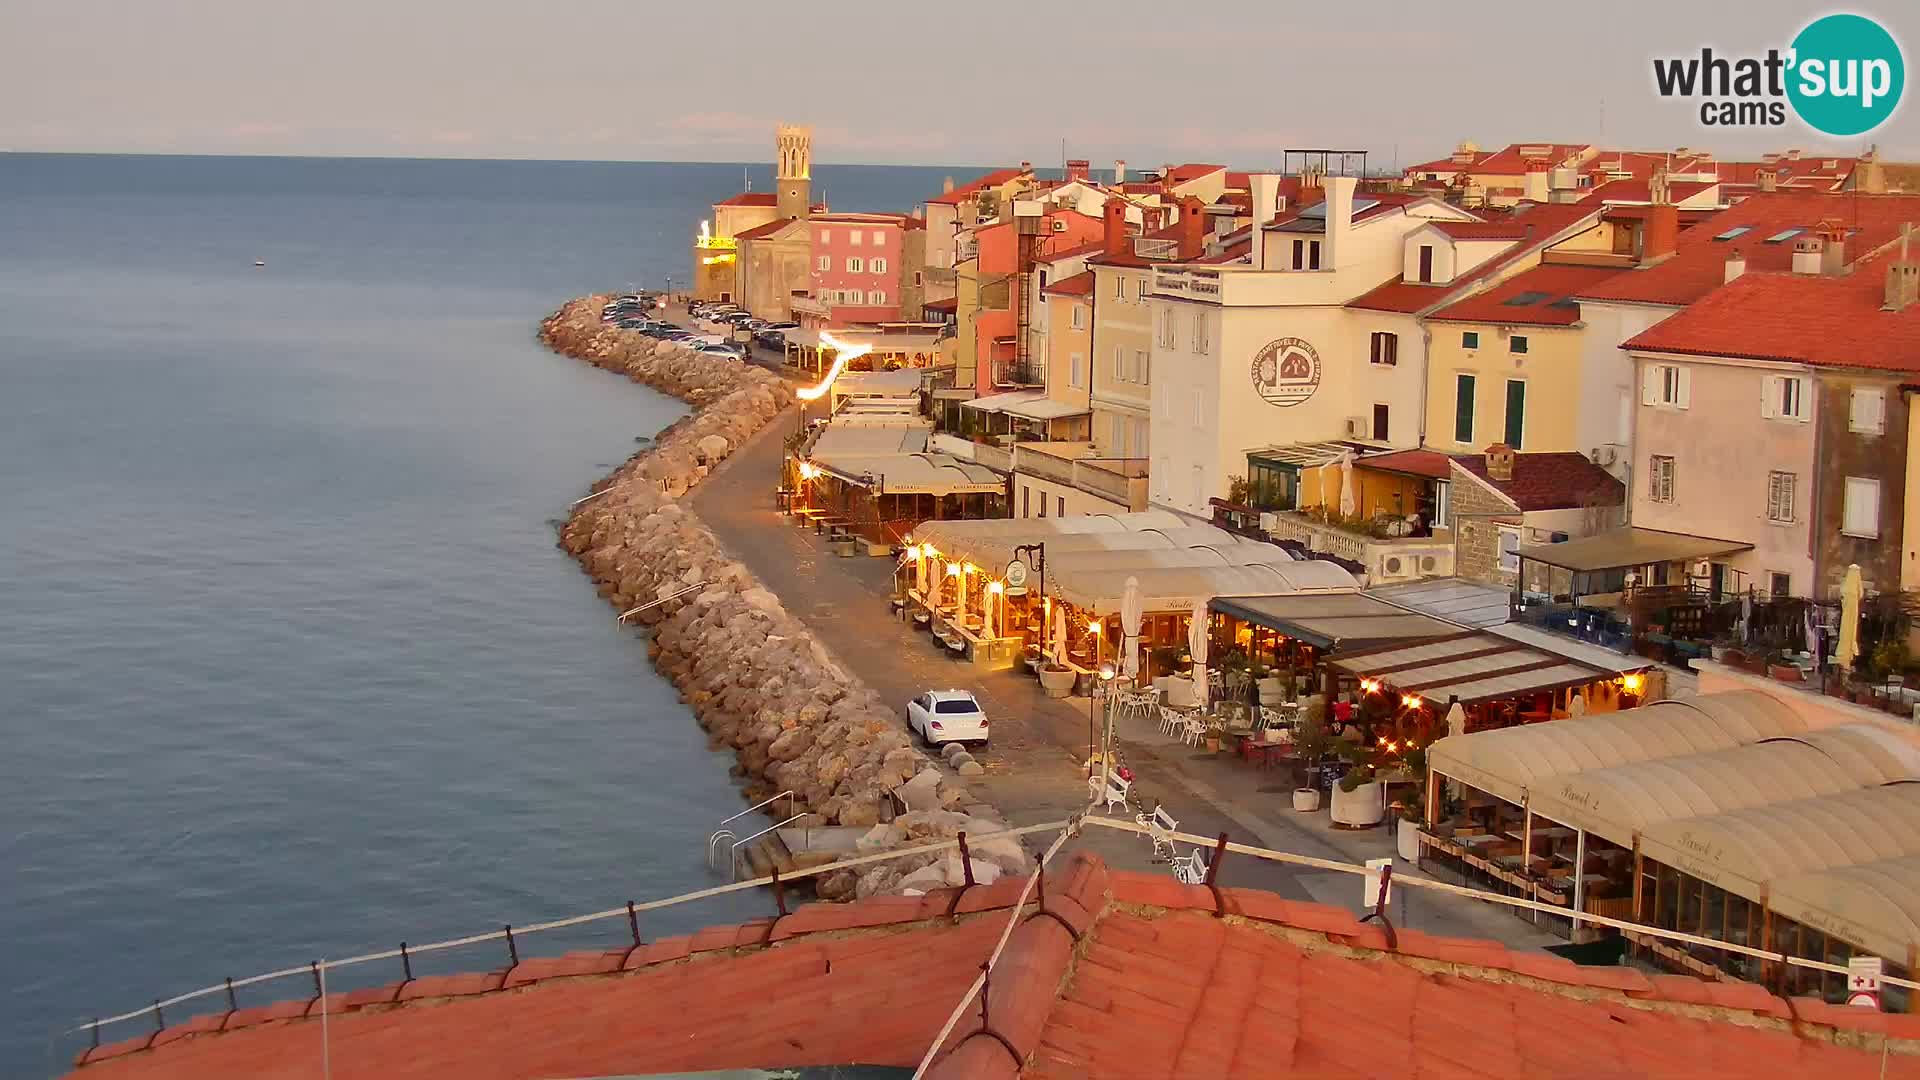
[1426,690,1807,806]
[910,511,1206,569]
[1002,397,1089,422]
[1330,629,1639,705]
[1049,562,1359,616]
[961,390,1046,414]
[1515,527,1753,573]
[1210,592,1461,651]
[1770,854,1920,964]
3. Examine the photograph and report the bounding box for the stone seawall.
[540,297,1028,897]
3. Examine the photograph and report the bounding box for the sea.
[0,152,956,1074]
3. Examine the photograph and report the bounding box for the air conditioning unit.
[1588,446,1618,466]
[1344,416,1369,439]
[1050,219,1068,233]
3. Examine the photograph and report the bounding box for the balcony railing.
[972,442,1014,474]
[992,359,1045,388]
[1208,500,1454,582]
[1153,267,1223,301]
[923,267,957,286]
[1015,449,1149,511]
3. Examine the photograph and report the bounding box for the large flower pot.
[1330,781,1385,828]
[1037,665,1076,698]
[1292,788,1322,813]
[1397,818,1422,861]
[1768,663,1805,683]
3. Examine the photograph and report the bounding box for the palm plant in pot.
[1291,698,1329,812]
[1330,740,1386,828]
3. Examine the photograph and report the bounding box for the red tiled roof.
[923,297,958,313]
[1348,205,1607,315]
[926,167,1028,205]
[732,217,797,240]
[1623,255,1920,372]
[1429,262,1625,326]
[1225,170,1250,189]
[1454,451,1627,511]
[1579,191,1920,305]
[1036,239,1103,264]
[1164,163,1226,183]
[1578,178,1719,205]
[1357,448,1455,479]
[1193,239,1252,265]
[1041,270,1095,296]
[66,852,1920,1080]
[1472,142,1594,174]
[716,191,778,207]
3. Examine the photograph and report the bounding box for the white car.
[905,690,989,747]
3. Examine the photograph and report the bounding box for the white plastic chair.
[1097,773,1131,814]
[1172,847,1209,885]
[1181,716,1209,747]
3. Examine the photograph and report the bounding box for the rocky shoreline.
[539,297,1029,898]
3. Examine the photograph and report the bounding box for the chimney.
[1818,220,1848,275]
[1792,234,1825,275]
[1860,146,1888,195]
[1177,196,1207,259]
[1523,158,1549,203]
[1640,171,1678,265]
[1103,197,1130,255]
[1066,159,1090,183]
[1758,169,1778,192]
[1113,159,1126,185]
[943,176,955,194]
[1724,249,1747,283]
[1484,444,1516,483]
[1247,173,1281,270]
[1885,225,1919,312]
[1322,175,1357,271]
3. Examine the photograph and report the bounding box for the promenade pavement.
[685,393,1563,952]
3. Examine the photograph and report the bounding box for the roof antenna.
[744,165,750,192]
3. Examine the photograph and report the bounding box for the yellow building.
[1422,258,1630,455]
[1087,255,1156,458]
[1038,269,1095,441]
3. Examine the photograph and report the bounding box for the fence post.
[770,869,789,917]
[224,978,237,1013]
[1205,832,1229,917]
[400,942,413,982]
[90,1021,100,1051]
[958,832,975,886]
[626,901,642,947]
[151,1000,163,1032]
[504,925,519,968]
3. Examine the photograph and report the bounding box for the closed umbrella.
[1338,450,1357,520]
[955,565,969,621]
[1188,599,1210,713]
[1051,603,1067,662]
[914,547,927,596]
[1836,563,1864,672]
[1567,691,1586,717]
[1442,701,1468,802]
[1740,589,1753,645]
[1120,575,1143,681]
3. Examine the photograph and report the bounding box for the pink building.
[801,213,917,328]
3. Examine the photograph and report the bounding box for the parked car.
[695,344,745,359]
[905,690,989,747]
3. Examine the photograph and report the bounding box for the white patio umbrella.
[1443,701,1468,802]
[1740,589,1754,645]
[955,564,969,620]
[1566,691,1586,717]
[1051,603,1067,662]
[1836,563,1864,671]
[1188,599,1210,713]
[1120,575,1143,681]
[1338,450,1357,520]
[914,547,928,595]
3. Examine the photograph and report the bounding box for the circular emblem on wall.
[1250,337,1321,408]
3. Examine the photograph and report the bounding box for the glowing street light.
[796,330,874,402]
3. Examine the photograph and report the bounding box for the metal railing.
[64,806,1920,1065]
[705,790,796,871]
[725,812,814,881]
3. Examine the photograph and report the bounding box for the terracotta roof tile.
[63,852,1920,1080]
[927,168,1027,205]
[1453,451,1626,511]
[1040,270,1094,297]
[1428,261,1625,326]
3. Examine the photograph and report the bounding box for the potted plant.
[1205,719,1224,754]
[1291,699,1328,812]
[1767,652,1805,683]
[1329,742,1385,828]
[1394,745,1430,862]
[1037,662,1076,698]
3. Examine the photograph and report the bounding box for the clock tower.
[775,123,813,221]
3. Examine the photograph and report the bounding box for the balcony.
[1152,267,1223,301]
[992,359,1045,388]
[1014,445,1149,511]
[789,295,830,318]
[1209,499,1454,583]
[923,266,957,286]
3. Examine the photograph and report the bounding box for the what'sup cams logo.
[1653,13,1904,135]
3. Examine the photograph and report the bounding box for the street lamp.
[1088,660,1117,779]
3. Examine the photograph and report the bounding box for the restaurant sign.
[1250,337,1321,408]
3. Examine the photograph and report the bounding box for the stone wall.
[1450,475,1520,588]
[540,296,1028,898]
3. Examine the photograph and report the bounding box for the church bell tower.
[775,123,813,220]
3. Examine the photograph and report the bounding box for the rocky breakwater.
[540,298,1031,899]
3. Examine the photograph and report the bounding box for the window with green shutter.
[1504,380,1526,449]
[1454,374,1476,444]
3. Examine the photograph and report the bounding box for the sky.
[3,1,1914,167]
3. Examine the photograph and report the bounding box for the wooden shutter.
[1676,367,1691,409]
[1642,366,1658,406]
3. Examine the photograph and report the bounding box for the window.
[1070,352,1085,388]
[1022,488,1029,517]
[1038,492,1047,517]
[870,257,886,274]
[1504,379,1526,449]
[1071,304,1086,330]
[1114,274,1125,299]
[1499,527,1522,575]
[1058,496,1066,517]
[913,271,923,286]
[817,229,830,243]
[1418,245,1434,283]
[816,255,830,270]
[1843,477,1881,537]
[1509,334,1529,354]
[1308,240,1322,270]
[868,290,887,305]
[846,256,863,272]
[1433,482,1452,529]
[1769,572,1791,598]
[1158,310,1176,349]
[1191,389,1203,428]
[1850,387,1886,434]
[1454,374,1476,444]
[871,230,885,246]
[1643,363,1691,409]
[1133,349,1148,383]
[1136,278,1149,301]
[1112,345,1123,380]
[1766,470,1797,523]
[1648,455,1676,502]
[1462,331,1480,349]
[1372,403,1390,441]
[1194,313,1210,355]
[1370,331,1398,366]
[849,231,862,245]
[1762,374,1809,421]
[1292,239,1305,270]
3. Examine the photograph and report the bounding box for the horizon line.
[0,147,1005,171]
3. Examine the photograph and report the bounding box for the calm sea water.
[0,153,954,1073]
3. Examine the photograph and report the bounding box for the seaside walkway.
[688,406,1560,952]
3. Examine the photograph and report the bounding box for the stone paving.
[686,394,1562,951]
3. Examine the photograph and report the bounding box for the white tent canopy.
[1048,561,1359,616]
[807,422,1003,495]
[1770,854,1920,964]
[1426,691,1807,806]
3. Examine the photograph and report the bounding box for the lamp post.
[1090,661,1117,783]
